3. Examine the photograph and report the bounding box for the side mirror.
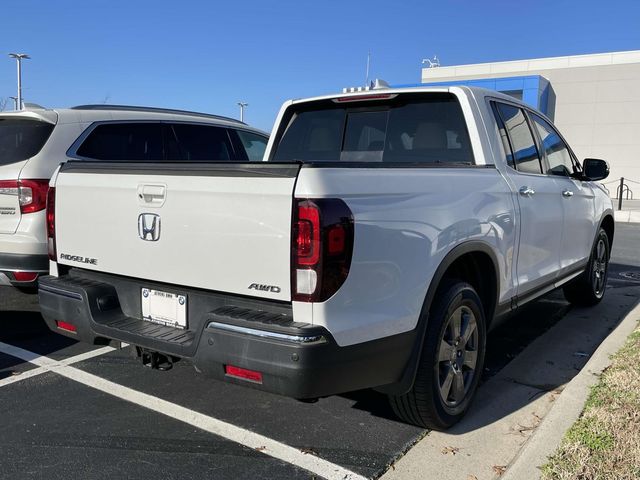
[582,158,609,181]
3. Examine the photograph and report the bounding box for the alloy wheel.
[436,306,479,408]
[592,238,608,296]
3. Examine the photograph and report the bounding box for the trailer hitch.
[137,347,175,371]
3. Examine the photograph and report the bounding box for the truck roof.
[287,85,528,109]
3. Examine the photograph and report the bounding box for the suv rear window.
[272,93,474,165]
[0,118,54,166]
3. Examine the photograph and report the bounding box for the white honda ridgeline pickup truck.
[39,86,613,429]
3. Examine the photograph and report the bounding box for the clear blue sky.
[2,0,639,131]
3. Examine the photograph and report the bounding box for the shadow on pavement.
[446,274,639,435]
[344,265,640,433]
[0,287,79,379]
[2,263,639,434]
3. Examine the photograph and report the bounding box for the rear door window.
[272,93,474,164]
[490,102,516,169]
[494,103,542,174]
[166,123,233,161]
[0,118,54,166]
[77,123,163,161]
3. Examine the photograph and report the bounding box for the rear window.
[272,93,474,165]
[0,118,54,166]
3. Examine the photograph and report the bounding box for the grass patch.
[542,323,640,480]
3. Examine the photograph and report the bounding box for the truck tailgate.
[54,162,300,301]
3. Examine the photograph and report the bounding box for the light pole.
[237,102,248,122]
[8,53,30,110]
[9,96,18,110]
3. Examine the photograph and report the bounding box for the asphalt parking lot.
[1,224,639,480]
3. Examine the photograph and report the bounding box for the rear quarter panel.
[18,122,88,179]
[294,166,517,346]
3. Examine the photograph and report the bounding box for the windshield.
[0,118,55,166]
[272,92,474,165]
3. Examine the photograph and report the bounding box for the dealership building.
[417,50,640,198]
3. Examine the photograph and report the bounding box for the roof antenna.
[421,55,440,68]
[365,51,371,87]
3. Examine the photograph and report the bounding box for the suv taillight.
[0,179,50,214]
[46,187,56,261]
[292,198,353,302]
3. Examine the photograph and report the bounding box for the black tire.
[388,281,487,430]
[563,228,610,307]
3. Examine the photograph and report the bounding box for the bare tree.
[0,97,7,111]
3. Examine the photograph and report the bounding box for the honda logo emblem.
[138,213,161,241]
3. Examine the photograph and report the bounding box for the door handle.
[137,184,166,206]
[519,186,536,197]
[562,190,574,198]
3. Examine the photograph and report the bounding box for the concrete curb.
[379,287,640,480]
[614,210,640,224]
[502,300,640,479]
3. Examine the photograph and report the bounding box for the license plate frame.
[141,288,187,329]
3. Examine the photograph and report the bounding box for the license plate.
[141,288,187,329]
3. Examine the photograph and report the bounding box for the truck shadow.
[0,285,80,379]
[0,310,79,380]
[344,263,640,433]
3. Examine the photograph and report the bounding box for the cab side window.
[529,113,575,177]
[494,103,542,174]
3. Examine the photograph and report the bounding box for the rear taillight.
[296,203,321,266]
[46,187,56,261]
[292,199,353,302]
[0,179,49,214]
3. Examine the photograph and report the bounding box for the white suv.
[0,105,268,288]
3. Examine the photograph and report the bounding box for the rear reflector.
[12,271,38,282]
[56,320,77,333]
[225,365,263,383]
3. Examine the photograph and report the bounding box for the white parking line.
[0,345,115,388]
[0,342,367,480]
[0,365,49,388]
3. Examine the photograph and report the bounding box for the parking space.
[0,290,575,480]
[1,225,639,480]
[0,372,311,480]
